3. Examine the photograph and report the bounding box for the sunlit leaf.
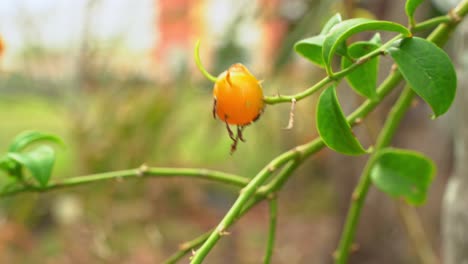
[387,37,456,117]
[370,148,435,205]
[316,85,367,155]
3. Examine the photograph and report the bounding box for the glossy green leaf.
[316,86,367,155]
[322,18,410,75]
[387,37,456,117]
[405,0,424,25]
[341,41,380,99]
[8,146,56,187]
[370,148,435,205]
[9,130,64,152]
[294,13,343,67]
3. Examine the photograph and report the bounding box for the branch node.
[137,164,149,177]
[267,165,276,173]
[449,9,462,23]
[267,192,277,200]
[179,242,190,251]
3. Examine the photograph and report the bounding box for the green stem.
[264,198,278,264]
[0,167,248,197]
[335,86,415,264]
[263,35,400,105]
[411,15,451,32]
[190,66,404,263]
[194,39,218,83]
[190,150,298,263]
[335,2,468,261]
[262,12,457,106]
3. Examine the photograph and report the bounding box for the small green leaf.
[341,41,380,99]
[294,13,343,67]
[8,146,56,187]
[369,33,382,46]
[405,0,424,25]
[370,148,435,205]
[322,18,410,75]
[316,86,367,155]
[387,37,456,117]
[320,13,343,34]
[295,35,327,66]
[9,130,64,152]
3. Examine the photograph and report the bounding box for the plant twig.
[0,166,249,197]
[334,86,415,264]
[334,2,468,261]
[264,198,278,264]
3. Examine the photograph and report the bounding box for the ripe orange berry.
[212,63,264,153]
[213,63,264,125]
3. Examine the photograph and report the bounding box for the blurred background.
[0,0,460,263]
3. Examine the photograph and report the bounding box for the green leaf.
[370,148,435,205]
[341,41,380,99]
[295,35,327,66]
[9,130,64,152]
[294,13,343,67]
[8,146,56,187]
[322,18,410,75]
[321,13,343,34]
[369,33,382,46]
[387,37,456,117]
[316,86,367,155]
[405,0,424,25]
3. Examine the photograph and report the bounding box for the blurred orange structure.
[153,0,290,80]
[154,0,204,81]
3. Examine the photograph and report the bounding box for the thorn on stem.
[354,118,362,125]
[190,249,197,259]
[284,98,297,130]
[352,191,359,201]
[218,230,231,236]
[391,64,398,73]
